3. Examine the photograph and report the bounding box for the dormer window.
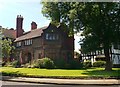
[25,39,32,45]
[45,33,59,40]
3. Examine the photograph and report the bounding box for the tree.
[0,27,16,62]
[2,38,15,62]
[0,26,3,62]
[41,2,120,71]
[41,2,75,35]
[78,3,120,71]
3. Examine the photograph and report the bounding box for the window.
[45,33,59,40]
[30,39,32,44]
[46,34,49,40]
[24,39,32,46]
[16,42,21,47]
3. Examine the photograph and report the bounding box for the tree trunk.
[104,47,112,71]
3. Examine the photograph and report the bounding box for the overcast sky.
[0,0,80,52]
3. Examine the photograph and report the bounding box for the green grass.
[0,67,120,79]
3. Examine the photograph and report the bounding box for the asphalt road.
[1,81,120,87]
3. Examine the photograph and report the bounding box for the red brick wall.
[16,15,24,37]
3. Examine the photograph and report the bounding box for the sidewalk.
[2,76,120,85]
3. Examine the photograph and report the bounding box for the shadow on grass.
[2,71,26,79]
[81,69,120,79]
[54,68,87,70]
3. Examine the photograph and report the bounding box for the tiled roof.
[3,29,16,39]
[14,26,48,42]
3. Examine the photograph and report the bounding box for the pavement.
[1,76,120,85]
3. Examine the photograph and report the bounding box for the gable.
[43,23,59,33]
[43,24,61,41]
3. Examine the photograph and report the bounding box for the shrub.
[4,62,12,67]
[33,58,55,69]
[23,63,31,68]
[54,58,83,69]
[67,59,83,69]
[113,64,120,68]
[83,60,92,68]
[30,64,38,68]
[33,59,43,68]
[12,60,21,68]
[32,59,43,68]
[2,61,6,66]
[54,58,66,69]
[93,61,106,67]
[23,61,39,68]
[41,58,55,69]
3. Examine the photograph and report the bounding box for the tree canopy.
[0,28,15,61]
[2,38,14,58]
[41,2,120,71]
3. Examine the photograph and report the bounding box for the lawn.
[0,67,120,79]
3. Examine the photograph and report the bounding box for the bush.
[54,58,66,69]
[67,59,83,69]
[93,61,106,67]
[2,61,6,66]
[12,60,21,68]
[54,58,83,69]
[32,59,43,68]
[41,58,55,69]
[83,60,92,68]
[23,63,31,68]
[4,62,12,67]
[33,58,55,69]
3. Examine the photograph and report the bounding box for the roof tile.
[14,26,48,42]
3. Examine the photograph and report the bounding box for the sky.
[0,0,80,52]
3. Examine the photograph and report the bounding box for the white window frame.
[45,33,59,40]
[24,39,32,46]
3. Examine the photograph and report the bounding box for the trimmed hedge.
[93,61,106,67]
[113,64,120,68]
[83,60,92,68]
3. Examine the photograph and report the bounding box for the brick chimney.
[16,15,24,38]
[31,21,37,30]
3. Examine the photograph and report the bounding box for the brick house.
[14,15,74,64]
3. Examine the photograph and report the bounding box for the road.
[1,81,120,87]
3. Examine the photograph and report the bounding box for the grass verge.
[1,67,120,79]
